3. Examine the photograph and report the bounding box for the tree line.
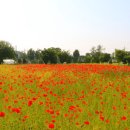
[0,40,130,64]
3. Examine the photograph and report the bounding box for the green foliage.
[27,48,35,61]
[58,51,72,63]
[124,55,130,65]
[1,40,130,65]
[73,49,80,63]
[85,53,91,63]
[41,48,58,64]
[78,55,86,63]
[41,48,72,64]
[115,49,126,63]
[0,40,15,63]
[100,53,111,63]
[90,45,106,63]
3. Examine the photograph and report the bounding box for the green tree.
[58,51,72,63]
[73,49,80,63]
[100,53,111,63]
[90,45,104,63]
[85,53,91,63]
[124,55,130,65]
[90,46,98,63]
[0,40,15,64]
[27,48,35,62]
[115,49,126,63]
[78,55,86,63]
[41,48,58,64]
[21,51,28,64]
[35,49,43,63]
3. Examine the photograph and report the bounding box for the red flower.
[39,101,43,105]
[84,121,90,125]
[112,106,116,110]
[52,120,56,123]
[24,115,29,119]
[106,119,110,123]
[50,110,54,115]
[48,123,55,129]
[64,114,68,117]
[46,109,54,114]
[32,97,37,101]
[121,116,127,121]
[69,106,76,111]
[28,100,33,106]
[0,112,5,117]
[12,108,21,113]
[43,94,47,97]
[95,110,99,114]
[100,116,104,121]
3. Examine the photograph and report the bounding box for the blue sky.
[0,0,130,54]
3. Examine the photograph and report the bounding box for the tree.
[85,53,91,63]
[115,49,126,63]
[97,45,104,54]
[41,48,58,64]
[58,51,72,63]
[124,55,130,65]
[100,53,111,63]
[78,55,86,63]
[21,51,28,64]
[35,49,43,63]
[49,47,62,63]
[27,48,35,62]
[0,41,15,64]
[73,49,80,63]
[90,45,105,63]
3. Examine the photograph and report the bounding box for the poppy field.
[0,64,130,130]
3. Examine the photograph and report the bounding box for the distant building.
[3,59,16,64]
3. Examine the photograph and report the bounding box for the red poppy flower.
[48,123,55,129]
[100,116,104,121]
[12,108,21,113]
[112,106,116,110]
[0,112,5,117]
[106,119,110,123]
[121,116,127,121]
[84,121,90,125]
[28,100,33,106]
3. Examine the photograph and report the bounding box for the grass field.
[0,64,130,130]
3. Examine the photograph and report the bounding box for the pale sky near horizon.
[0,0,130,55]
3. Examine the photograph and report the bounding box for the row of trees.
[0,40,130,64]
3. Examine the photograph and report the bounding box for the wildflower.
[64,114,68,117]
[84,121,90,125]
[95,110,99,114]
[48,123,55,129]
[52,120,56,123]
[24,115,29,119]
[106,119,110,123]
[100,116,104,121]
[39,101,43,105]
[0,112,5,117]
[121,116,127,121]
[12,108,21,113]
[69,106,76,111]
[28,100,33,106]
[112,106,116,110]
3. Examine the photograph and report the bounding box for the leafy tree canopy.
[0,40,15,64]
